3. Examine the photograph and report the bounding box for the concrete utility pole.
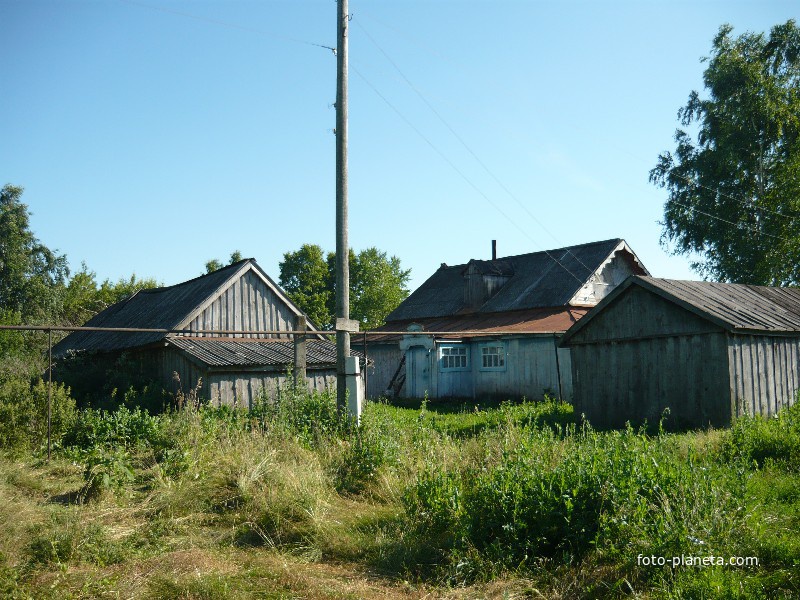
[335,0,350,412]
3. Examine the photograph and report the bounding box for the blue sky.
[1,0,797,293]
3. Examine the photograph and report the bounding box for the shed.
[356,239,648,401]
[560,276,800,429]
[53,259,358,407]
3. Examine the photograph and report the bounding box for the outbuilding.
[560,276,800,429]
[53,259,360,407]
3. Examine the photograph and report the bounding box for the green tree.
[650,20,800,285]
[279,244,410,330]
[205,250,244,274]
[62,265,160,326]
[0,184,69,322]
[279,244,333,329]
[350,248,411,330]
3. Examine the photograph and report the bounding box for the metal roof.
[561,276,800,344]
[366,307,590,342]
[639,277,800,332]
[52,259,316,357]
[168,337,360,369]
[385,239,644,322]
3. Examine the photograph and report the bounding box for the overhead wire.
[121,1,791,265]
[358,9,800,242]
[352,66,585,285]
[353,17,598,281]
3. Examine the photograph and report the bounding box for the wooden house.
[357,239,648,401]
[560,276,800,429]
[53,259,356,407]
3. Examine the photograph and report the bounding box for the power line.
[668,169,800,221]
[358,10,800,234]
[118,0,335,52]
[669,198,792,242]
[354,17,598,278]
[352,66,586,285]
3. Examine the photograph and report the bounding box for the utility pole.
[335,0,350,412]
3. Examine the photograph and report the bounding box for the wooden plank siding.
[157,347,208,401]
[351,343,404,399]
[567,285,720,343]
[185,270,296,338]
[728,334,800,419]
[571,332,731,429]
[206,371,335,408]
[470,337,568,401]
[401,336,572,401]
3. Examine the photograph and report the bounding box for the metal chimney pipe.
[491,240,497,261]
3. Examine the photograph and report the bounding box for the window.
[439,345,468,370]
[480,344,506,370]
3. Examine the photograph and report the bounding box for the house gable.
[564,283,722,345]
[176,261,320,337]
[569,240,650,306]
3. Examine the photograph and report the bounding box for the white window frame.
[438,343,469,371]
[479,342,506,371]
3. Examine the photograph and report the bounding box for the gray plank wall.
[400,336,571,401]
[728,334,800,418]
[187,269,296,338]
[207,370,336,408]
[158,348,208,402]
[570,333,730,429]
[567,287,732,429]
[355,343,404,399]
[470,337,571,401]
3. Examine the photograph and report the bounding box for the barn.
[357,239,649,401]
[560,276,800,429]
[53,258,357,407]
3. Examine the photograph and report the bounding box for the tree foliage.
[205,250,244,274]
[650,20,800,284]
[279,244,411,330]
[279,244,332,329]
[62,264,159,326]
[0,185,160,378]
[0,185,69,323]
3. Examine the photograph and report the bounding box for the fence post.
[294,315,307,387]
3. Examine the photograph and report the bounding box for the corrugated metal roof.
[386,239,641,322]
[52,259,319,357]
[561,276,800,345]
[639,277,800,332]
[53,260,247,356]
[366,307,589,342]
[169,337,363,369]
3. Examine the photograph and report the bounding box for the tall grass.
[0,383,798,598]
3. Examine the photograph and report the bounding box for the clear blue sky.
[1,0,797,293]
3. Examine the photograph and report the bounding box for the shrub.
[80,446,136,501]
[722,402,800,467]
[0,378,76,453]
[62,404,166,452]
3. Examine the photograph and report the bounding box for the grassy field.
[0,384,799,599]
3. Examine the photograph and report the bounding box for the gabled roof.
[561,276,800,344]
[385,238,645,322]
[53,259,318,357]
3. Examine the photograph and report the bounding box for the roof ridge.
[438,238,623,269]
[138,258,256,294]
